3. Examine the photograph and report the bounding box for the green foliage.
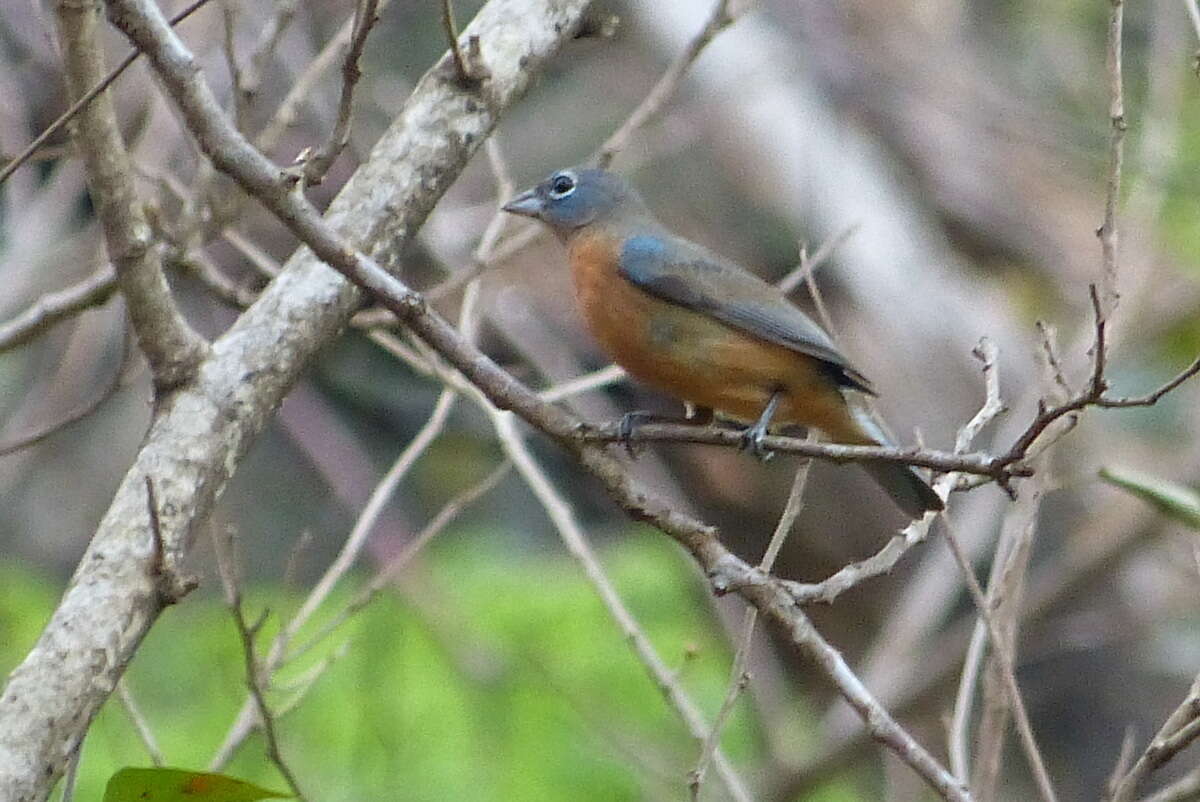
[0,533,860,801]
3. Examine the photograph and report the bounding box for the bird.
[502,166,943,518]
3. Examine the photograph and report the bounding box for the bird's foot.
[739,420,775,462]
[739,390,783,461]
[618,411,659,458]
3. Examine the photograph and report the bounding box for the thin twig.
[211,529,308,802]
[940,515,1058,802]
[286,460,512,664]
[256,0,394,156]
[55,0,209,390]
[1035,321,1073,400]
[0,266,117,353]
[690,459,811,799]
[781,339,1000,606]
[1097,356,1200,407]
[210,283,481,770]
[489,409,753,802]
[60,740,83,802]
[0,0,214,188]
[1138,764,1200,802]
[998,288,1200,469]
[578,421,1021,479]
[441,0,468,80]
[539,364,627,403]
[298,0,381,183]
[594,0,738,167]
[0,327,131,457]
[963,484,1044,799]
[236,0,299,119]
[440,0,486,84]
[116,679,165,766]
[1108,727,1138,799]
[777,223,859,296]
[1098,0,1126,315]
[1111,675,1200,801]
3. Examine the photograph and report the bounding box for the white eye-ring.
[548,171,577,199]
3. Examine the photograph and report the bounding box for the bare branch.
[256,0,395,156]
[999,288,1200,467]
[594,0,738,168]
[286,460,512,666]
[55,0,210,390]
[1097,356,1200,408]
[578,420,1022,479]
[441,0,467,79]
[298,0,381,182]
[690,459,811,799]
[0,3,597,797]
[777,223,859,296]
[1187,0,1200,43]
[1097,0,1125,315]
[211,529,309,802]
[489,409,754,802]
[940,516,1057,802]
[964,483,1044,799]
[116,680,165,766]
[1139,765,1200,802]
[1110,675,1200,801]
[0,0,213,188]
[0,328,130,458]
[0,266,117,353]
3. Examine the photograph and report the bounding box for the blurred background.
[2,0,1200,799]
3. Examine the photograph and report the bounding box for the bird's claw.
[740,423,774,461]
[618,411,649,458]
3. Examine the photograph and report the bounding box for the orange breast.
[567,230,869,442]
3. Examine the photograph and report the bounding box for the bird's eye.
[548,172,576,199]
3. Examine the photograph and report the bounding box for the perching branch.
[577,420,1023,480]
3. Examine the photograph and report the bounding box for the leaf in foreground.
[103,767,291,802]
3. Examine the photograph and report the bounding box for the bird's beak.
[502,187,543,218]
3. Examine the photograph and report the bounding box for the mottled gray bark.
[0,2,593,799]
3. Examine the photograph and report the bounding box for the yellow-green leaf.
[1099,466,1200,529]
[102,767,291,802]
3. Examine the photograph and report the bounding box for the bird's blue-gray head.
[502,167,643,234]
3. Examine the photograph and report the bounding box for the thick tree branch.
[0,3,595,800]
[54,0,209,391]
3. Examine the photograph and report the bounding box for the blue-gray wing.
[618,233,875,394]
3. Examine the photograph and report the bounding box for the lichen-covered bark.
[0,2,592,799]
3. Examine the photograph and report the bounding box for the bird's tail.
[843,405,944,519]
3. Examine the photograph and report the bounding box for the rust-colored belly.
[568,231,865,441]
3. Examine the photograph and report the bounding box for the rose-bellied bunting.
[503,166,942,518]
